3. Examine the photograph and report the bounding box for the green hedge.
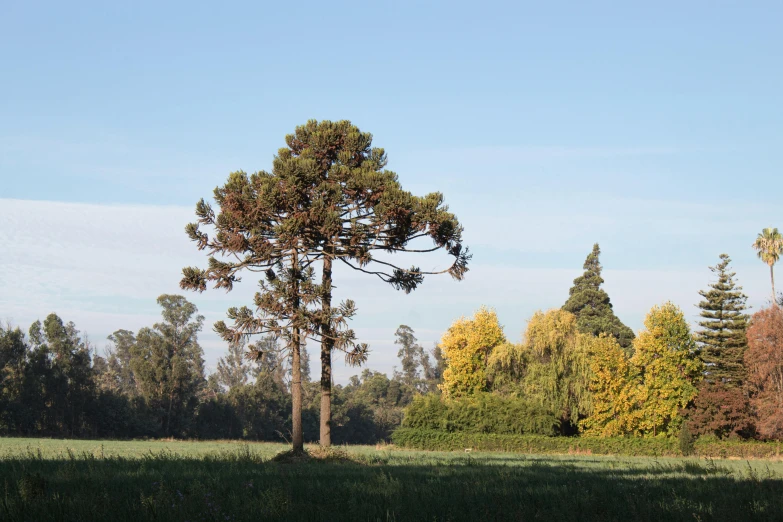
[402,393,559,436]
[391,428,783,458]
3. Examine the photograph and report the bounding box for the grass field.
[1,438,782,521]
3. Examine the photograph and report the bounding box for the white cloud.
[0,198,776,383]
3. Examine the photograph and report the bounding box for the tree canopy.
[695,253,750,385]
[562,244,635,352]
[745,306,783,439]
[752,227,783,306]
[439,308,506,398]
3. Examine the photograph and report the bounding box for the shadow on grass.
[1,450,781,522]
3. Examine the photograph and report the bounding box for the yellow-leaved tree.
[578,334,631,437]
[439,307,506,398]
[624,303,702,436]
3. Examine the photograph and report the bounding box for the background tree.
[578,334,630,437]
[520,309,593,434]
[745,306,783,439]
[30,315,96,436]
[0,325,28,434]
[623,303,702,436]
[251,335,311,390]
[279,120,470,447]
[104,330,137,396]
[129,295,206,437]
[439,308,506,398]
[180,152,368,451]
[215,340,251,391]
[695,254,749,383]
[394,325,430,391]
[563,244,635,352]
[486,341,528,394]
[688,254,752,438]
[752,227,783,306]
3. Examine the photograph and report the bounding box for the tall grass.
[1,438,782,521]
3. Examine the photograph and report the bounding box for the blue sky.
[1,1,782,381]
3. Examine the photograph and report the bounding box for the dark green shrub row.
[402,393,559,436]
[391,428,783,458]
[392,428,678,455]
[695,435,783,459]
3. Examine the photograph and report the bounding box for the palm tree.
[752,227,783,306]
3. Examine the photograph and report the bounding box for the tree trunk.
[772,264,777,307]
[291,326,304,452]
[290,249,304,453]
[166,390,174,437]
[320,254,334,447]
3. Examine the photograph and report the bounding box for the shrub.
[392,428,783,458]
[679,424,694,456]
[392,428,678,455]
[402,393,559,436]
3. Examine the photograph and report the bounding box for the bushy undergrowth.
[402,393,559,436]
[392,428,783,458]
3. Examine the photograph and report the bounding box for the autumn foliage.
[745,306,783,439]
[439,308,506,398]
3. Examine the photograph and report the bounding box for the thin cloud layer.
[0,198,774,383]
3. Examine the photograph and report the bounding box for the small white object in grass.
[465,448,472,453]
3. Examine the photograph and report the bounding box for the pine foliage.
[563,244,635,351]
[695,254,749,386]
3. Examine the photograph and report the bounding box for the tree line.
[412,239,783,441]
[0,296,443,442]
[4,119,783,447]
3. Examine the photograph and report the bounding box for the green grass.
[1,438,782,521]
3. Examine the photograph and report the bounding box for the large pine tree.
[688,254,753,438]
[695,254,749,385]
[562,244,635,351]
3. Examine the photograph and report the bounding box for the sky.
[1,1,782,383]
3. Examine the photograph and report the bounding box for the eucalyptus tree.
[28,315,95,436]
[105,329,137,396]
[752,227,783,306]
[129,295,205,437]
[215,340,251,392]
[394,325,428,389]
[282,120,470,446]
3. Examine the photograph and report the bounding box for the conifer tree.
[688,254,752,438]
[183,121,469,448]
[695,254,749,385]
[257,120,469,446]
[180,165,364,452]
[563,244,635,352]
